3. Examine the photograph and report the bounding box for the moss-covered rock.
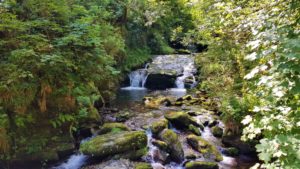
[185,161,218,169]
[164,111,199,129]
[187,134,223,162]
[144,97,171,109]
[211,126,223,137]
[184,149,197,159]
[97,123,130,135]
[159,129,184,162]
[152,140,168,151]
[135,162,153,169]
[150,118,168,136]
[80,131,147,159]
[188,124,201,136]
[114,147,148,160]
[115,112,131,122]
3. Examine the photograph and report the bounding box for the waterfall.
[128,69,148,88]
[175,62,196,89]
[53,136,93,169]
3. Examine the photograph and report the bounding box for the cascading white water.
[53,137,93,169]
[175,62,196,89]
[128,69,148,88]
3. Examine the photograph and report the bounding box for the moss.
[159,129,184,162]
[116,112,131,122]
[182,95,193,100]
[187,134,223,162]
[164,111,199,129]
[115,147,148,160]
[188,124,201,136]
[185,161,218,169]
[80,131,147,158]
[150,118,168,135]
[98,123,130,134]
[174,101,183,106]
[135,162,153,169]
[211,126,223,137]
[151,140,168,151]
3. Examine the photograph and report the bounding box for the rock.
[208,120,218,127]
[145,74,177,90]
[184,149,197,159]
[222,135,256,155]
[174,101,183,106]
[145,55,196,89]
[80,131,147,159]
[144,97,172,109]
[114,147,148,160]
[159,129,184,162]
[97,123,130,135]
[187,111,197,116]
[152,148,168,164]
[185,161,219,169]
[211,126,223,137]
[150,118,168,136]
[83,159,134,169]
[188,124,201,136]
[135,162,153,169]
[152,140,168,151]
[164,111,199,129]
[222,147,239,157]
[115,112,131,122]
[182,95,193,101]
[187,134,223,162]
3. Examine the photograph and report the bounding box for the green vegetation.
[189,0,300,168]
[0,0,193,161]
[0,0,299,168]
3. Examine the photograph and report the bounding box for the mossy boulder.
[152,140,168,151]
[187,135,223,162]
[135,162,153,169]
[115,112,131,122]
[159,129,184,162]
[211,126,223,137]
[185,161,219,169]
[80,131,147,159]
[97,123,130,135]
[114,147,148,160]
[150,118,168,136]
[144,97,172,109]
[184,149,197,159]
[164,111,199,129]
[188,124,201,136]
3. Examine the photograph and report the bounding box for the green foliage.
[191,0,300,168]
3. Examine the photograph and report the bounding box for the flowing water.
[54,54,256,169]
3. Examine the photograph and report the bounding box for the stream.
[53,54,257,169]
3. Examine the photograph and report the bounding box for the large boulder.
[143,97,172,109]
[97,123,130,135]
[159,129,184,162]
[145,55,196,90]
[150,118,168,136]
[80,131,147,159]
[187,134,223,162]
[164,111,199,129]
[185,161,219,169]
[211,126,223,138]
[145,74,177,90]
